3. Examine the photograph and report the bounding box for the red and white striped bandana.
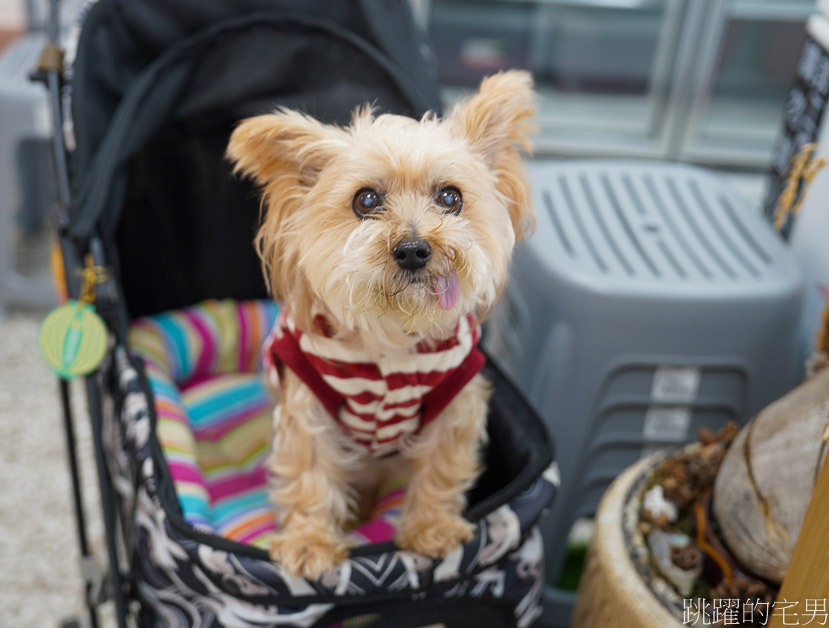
[263,310,485,456]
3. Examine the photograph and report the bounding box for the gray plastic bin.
[483,160,803,628]
[0,32,56,316]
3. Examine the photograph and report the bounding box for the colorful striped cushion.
[128,300,407,549]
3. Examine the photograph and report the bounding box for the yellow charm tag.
[38,254,109,379]
[39,300,107,379]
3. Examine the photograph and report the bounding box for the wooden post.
[768,454,829,628]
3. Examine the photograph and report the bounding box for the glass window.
[679,0,813,166]
[429,0,686,156]
[427,0,814,168]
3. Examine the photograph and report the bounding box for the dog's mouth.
[430,269,460,310]
[383,236,464,311]
[386,267,461,311]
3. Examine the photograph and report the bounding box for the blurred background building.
[420,0,811,168]
[0,2,820,626]
[0,0,812,315]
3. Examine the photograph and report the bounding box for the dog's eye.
[353,188,383,218]
[436,186,463,215]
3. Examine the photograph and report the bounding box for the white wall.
[0,0,25,30]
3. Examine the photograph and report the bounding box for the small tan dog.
[227,70,536,579]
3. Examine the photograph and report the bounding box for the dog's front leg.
[268,371,352,579]
[396,374,490,557]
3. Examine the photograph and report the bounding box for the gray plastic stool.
[0,32,56,316]
[483,160,802,628]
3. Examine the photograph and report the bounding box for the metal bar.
[644,0,686,140]
[46,0,72,225]
[661,0,724,161]
[42,0,131,623]
[729,0,814,22]
[46,1,106,624]
[469,0,666,9]
[59,378,100,628]
[85,375,129,628]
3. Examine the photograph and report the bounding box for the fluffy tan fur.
[227,71,536,579]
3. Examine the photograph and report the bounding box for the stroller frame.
[38,2,131,626]
[38,1,557,626]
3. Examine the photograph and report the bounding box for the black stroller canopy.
[67,0,442,317]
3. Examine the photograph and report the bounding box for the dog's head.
[227,71,536,343]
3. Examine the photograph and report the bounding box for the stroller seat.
[128,299,409,549]
[43,0,560,625]
[104,297,556,627]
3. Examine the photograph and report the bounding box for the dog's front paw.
[396,512,475,558]
[269,525,349,580]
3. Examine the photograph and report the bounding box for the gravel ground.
[0,309,114,627]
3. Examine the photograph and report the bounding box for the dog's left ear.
[449,70,537,240]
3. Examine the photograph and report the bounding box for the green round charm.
[39,300,107,379]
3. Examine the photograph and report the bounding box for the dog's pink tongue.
[433,269,460,310]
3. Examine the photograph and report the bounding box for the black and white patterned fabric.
[101,345,559,627]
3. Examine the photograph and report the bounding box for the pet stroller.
[40,0,559,626]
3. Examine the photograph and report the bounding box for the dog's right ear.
[226,109,348,187]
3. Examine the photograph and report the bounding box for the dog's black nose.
[392,238,431,271]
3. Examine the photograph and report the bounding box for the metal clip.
[774,143,828,231]
[80,555,106,605]
[74,254,109,305]
[36,42,64,74]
